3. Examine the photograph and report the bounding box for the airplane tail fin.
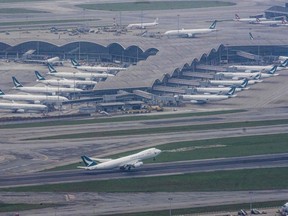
[235,14,240,20]
[12,77,23,88]
[226,86,236,96]
[71,58,80,67]
[0,89,4,95]
[254,73,261,80]
[209,20,217,29]
[35,71,45,80]
[280,59,288,67]
[154,18,159,24]
[249,32,254,40]
[268,65,278,74]
[240,78,249,88]
[81,155,97,167]
[47,63,57,73]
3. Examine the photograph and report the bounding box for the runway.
[1,153,287,188]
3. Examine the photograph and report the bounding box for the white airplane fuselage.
[74,65,126,73]
[180,94,233,104]
[216,72,260,79]
[48,71,114,80]
[0,94,68,103]
[195,87,242,94]
[164,28,216,38]
[0,102,47,112]
[14,86,83,94]
[38,79,97,87]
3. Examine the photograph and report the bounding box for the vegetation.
[49,133,288,171]
[0,203,60,213]
[0,109,245,129]
[30,118,288,140]
[110,200,285,216]
[76,1,236,11]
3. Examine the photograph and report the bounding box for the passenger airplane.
[233,14,266,23]
[195,86,244,94]
[126,18,159,29]
[164,20,217,38]
[0,89,68,104]
[47,64,115,79]
[228,64,284,72]
[12,77,83,95]
[19,50,62,65]
[70,59,126,73]
[175,86,236,104]
[35,71,97,88]
[216,71,261,80]
[209,78,250,88]
[78,148,161,171]
[253,17,286,26]
[0,101,47,113]
[259,65,279,78]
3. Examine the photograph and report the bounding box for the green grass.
[0,8,48,13]
[111,200,285,216]
[2,167,288,192]
[49,133,288,171]
[0,109,245,129]
[76,1,236,11]
[30,118,288,140]
[0,203,60,213]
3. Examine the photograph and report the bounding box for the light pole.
[168,197,173,216]
[177,14,180,35]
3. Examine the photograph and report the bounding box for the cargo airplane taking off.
[164,20,217,38]
[47,64,115,80]
[70,59,126,73]
[78,148,161,171]
[0,89,68,104]
[35,71,97,88]
[12,77,83,95]
[126,18,159,29]
[175,86,236,104]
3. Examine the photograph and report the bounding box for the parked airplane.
[253,17,286,26]
[78,148,161,171]
[259,65,279,78]
[233,14,266,23]
[209,78,250,87]
[70,59,126,73]
[175,86,236,104]
[164,20,217,38]
[0,89,68,104]
[195,86,244,94]
[0,101,47,113]
[126,18,159,29]
[18,50,62,65]
[228,64,283,72]
[48,64,115,79]
[35,71,97,88]
[216,71,261,80]
[12,77,83,95]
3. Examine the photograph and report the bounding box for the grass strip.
[2,167,288,193]
[49,133,288,171]
[110,200,285,216]
[0,203,60,213]
[0,8,48,13]
[0,110,245,129]
[30,118,288,140]
[76,1,235,11]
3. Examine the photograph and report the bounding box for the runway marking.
[163,144,226,153]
